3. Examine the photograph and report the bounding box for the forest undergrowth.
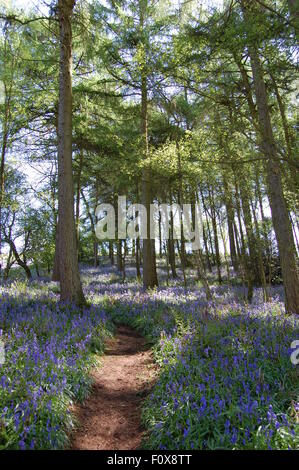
[0,265,298,450]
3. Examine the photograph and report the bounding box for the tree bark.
[200,187,215,267]
[136,237,141,280]
[208,187,222,284]
[3,245,14,280]
[139,0,158,289]
[250,199,269,301]
[109,241,114,265]
[81,190,98,267]
[191,192,211,300]
[168,190,177,278]
[75,151,84,254]
[117,240,123,272]
[223,174,238,271]
[235,178,253,301]
[57,0,85,305]
[52,218,60,281]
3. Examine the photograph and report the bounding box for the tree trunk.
[165,241,170,285]
[223,175,238,272]
[158,210,163,258]
[34,261,40,278]
[200,187,215,267]
[109,241,114,265]
[122,240,126,281]
[117,240,123,272]
[239,180,259,283]
[3,246,14,280]
[250,200,269,302]
[176,141,187,287]
[208,188,222,284]
[168,191,177,278]
[242,2,299,313]
[139,1,158,289]
[57,0,85,305]
[191,192,211,299]
[81,190,98,267]
[52,218,60,281]
[136,237,141,280]
[75,151,83,254]
[202,225,212,272]
[235,179,253,301]
[233,221,242,262]
[141,77,158,288]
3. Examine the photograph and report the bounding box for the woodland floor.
[70,325,157,450]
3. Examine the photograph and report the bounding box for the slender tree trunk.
[165,241,170,286]
[158,210,163,258]
[3,246,13,280]
[271,75,294,158]
[57,0,85,305]
[141,76,158,288]
[235,179,253,301]
[109,241,114,265]
[208,188,222,284]
[250,200,269,301]
[122,240,126,281]
[151,238,158,285]
[223,175,238,271]
[197,189,212,272]
[168,190,177,278]
[219,222,231,282]
[239,181,259,282]
[200,187,215,266]
[191,192,211,299]
[168,238,177,279]
[233,221,242,262]
[136,237,141,280]
[94,182,99,267]
[93,241,98,267]
[176,141,187,287]
[75,151,83,254]
[81,190,98,267]
[34,261,40,278]
[255,169,271,284]
[52,217,60,281]
[139,1,158,289]
[117,240,123,272]
[202,225,212,272]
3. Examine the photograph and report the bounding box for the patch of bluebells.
[0,267,298,450]
[140,306,299,449]
[85,267,298,450]
[0,281,112,449]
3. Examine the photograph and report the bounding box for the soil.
[70,325,157,450]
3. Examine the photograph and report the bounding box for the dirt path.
[70,325,157,450]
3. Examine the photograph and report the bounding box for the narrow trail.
[70,325,157,450]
